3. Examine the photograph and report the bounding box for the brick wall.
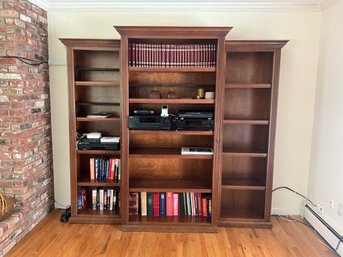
[0,0,53,255]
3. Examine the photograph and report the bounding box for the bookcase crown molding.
[29,0,327,12]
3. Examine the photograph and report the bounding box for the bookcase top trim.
[225,40,288,51]
[114,26,232,38]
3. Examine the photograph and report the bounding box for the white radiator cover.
[304,204,342,256]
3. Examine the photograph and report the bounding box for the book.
[153,192,160,217]
[202,198,207,217]
[140,192,147,216]
[186,192,191,216]
[99,189,104,210]
[147,192,153,216]
[90,158,95,180]
[181,147,213,155]
[92,189,97,210]
[190,192,195,216]
[110,189,114,211]
[197,193,203,217]
[179,192,185,215]
[166,192,173,216]
[173,193,179,216]
[159,192,166,216]
[129,193,139,215]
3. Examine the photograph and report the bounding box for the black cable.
[272,186,317,207]
[0,55,47,66]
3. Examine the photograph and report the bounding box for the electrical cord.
[0,55,47,66]
[272,186,317,207]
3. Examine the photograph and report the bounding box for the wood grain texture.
[7,210,338,257]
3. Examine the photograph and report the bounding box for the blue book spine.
[159,192,166,216]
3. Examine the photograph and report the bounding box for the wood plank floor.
[6,210,338,257]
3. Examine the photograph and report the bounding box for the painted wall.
[308,0,343,234]
[48,9,321,214]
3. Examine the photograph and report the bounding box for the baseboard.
[304,204,342,256]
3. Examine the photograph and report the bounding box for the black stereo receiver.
[128,115,172,130]
[176,118,214,131]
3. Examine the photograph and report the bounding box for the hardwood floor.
[6,210,338,257]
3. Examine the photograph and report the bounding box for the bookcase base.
[69,215,122,224]
[218,220,272,229]
[121,224,218,233]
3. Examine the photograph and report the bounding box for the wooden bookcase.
[60,39,122,224]
[115,26,231,232]
[219,41,287,227]
[61,29,287,230]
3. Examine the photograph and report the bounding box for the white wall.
[308,0,343,234]
[49,9,321,214]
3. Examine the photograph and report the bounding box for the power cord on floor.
[273,214,338,254]
[272,186,317,207]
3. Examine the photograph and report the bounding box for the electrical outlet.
[338,202,343,217]
[317,203,323,213]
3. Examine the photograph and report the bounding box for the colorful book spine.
[153,192,160,217]
[141,192,147,216]
[147,192,153,216]
[166,192,173,216]
[159,192,166,216]
[173,193,179,216]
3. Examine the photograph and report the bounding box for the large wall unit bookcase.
[61,27,287,231]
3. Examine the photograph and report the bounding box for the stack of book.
[128,43,217,68]
[129,192,212,217]
[77,188,120,211]
[89,157,120,181]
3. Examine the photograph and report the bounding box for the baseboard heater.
[304,204,342,256]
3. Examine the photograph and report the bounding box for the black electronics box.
[77,140,119,150]
[175,118,214,131]
[128,115,171,130]
[178,109,214,119]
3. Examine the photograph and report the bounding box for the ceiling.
[29,0,333,11]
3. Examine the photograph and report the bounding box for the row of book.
[78,188,120,211]
[89,157,120,181]
[128,43,217,68]
[129,192,212,217]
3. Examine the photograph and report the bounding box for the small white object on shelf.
[100,137,120,143]
[85,132,102,139]
[181,147,213,155]
[86,113,111,118]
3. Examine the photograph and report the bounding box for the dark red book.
[153,192,160,216]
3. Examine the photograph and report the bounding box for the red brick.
[0,10,19,18]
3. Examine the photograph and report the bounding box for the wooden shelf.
[225,83,271,89]
[129,215,211,225]
[77,208,120,216]
[129,67,216,73]
[129,130,214,136]
[77,150,121,155]
[129,148,213,159]
[223,119,269,125]
[75,81,120,87]
[129,98,214,104]
[129,177,212,192]
[76,117,120,122]
[76,67,120,72]
[77,179,120,187]
[76,102,120,106]
[220,208,264,220]
[222,149,267,158]
[221,178,266,190]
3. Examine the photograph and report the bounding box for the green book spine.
[179,192,185,215]
[147,192,154,216]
